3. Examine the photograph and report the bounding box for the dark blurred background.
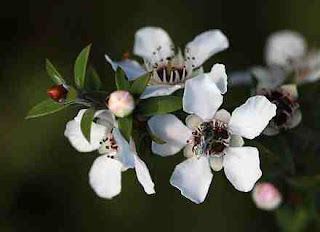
[1,0,320,231]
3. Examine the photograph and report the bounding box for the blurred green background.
[1,0,320,231]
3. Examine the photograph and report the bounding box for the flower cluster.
[26,26,319,218]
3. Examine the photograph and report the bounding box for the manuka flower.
[106,26,229,99]
[257,84,301,136]
[64,109,155,199]
[147,66,276,203]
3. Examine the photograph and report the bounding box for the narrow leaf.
[138,96,182,116]
[115,67,130,90]
[45,59,66,84]
[74,44,91,89]
[80,108,94,142]
[117,115,132,142]
[129,72,151,95]
[85,66,102,91]
[26,99,69,119]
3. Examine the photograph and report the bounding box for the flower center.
[189,120,231,157]
[98,132,118,156]
[153,65,188,84]
[260,89,299,128]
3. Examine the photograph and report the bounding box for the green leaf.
[117,115,132,142]
[138,96,182,117]
[74,44,91,89]
[65,86,78,103]
[45,59,66,84]
[26,99,69,119]
[80,108,94,142]
[85,66,102,91]
[275,207,310,232]
[129,72,151,95]
[115,67,130,90]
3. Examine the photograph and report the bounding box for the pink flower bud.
[252,182,282,211]
[107,90,135,117]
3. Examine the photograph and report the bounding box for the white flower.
[252,182,282,211]
[258,84,301,136]
[107,90,135,118]
[147,70,276,203]
[64,109,155,199]
[105,26,229,99]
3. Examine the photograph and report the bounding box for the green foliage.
[80,108,94,142]
[45,59,66,85]
[115,67,130,90]
[117,115,132,142]
[138,96,183,116]
[85,66,102,91]
[276,207,311,232]
[74,44,91,89]
[129,72,151,95]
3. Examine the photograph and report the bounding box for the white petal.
[105,54,146,81]
[64,109,108,152]
[140,84,182,99]
[134,155,155,194]
[183,74,223,121]
[214,109,231,123]
[170,156,213,204]
[265,30,306,67]
[133,27,174,62]
[229,96,277,139]
[151,141,184,157]
[112,128,135,169]
[185,30,229,68]
[208,64,228,94]
[185,114,203,129]
[262,126,280,136]
[280,84,298,99]
[148,114,191,145]
[251,66,286,89]
[223,147,262,192]
[230,135,244,147]
[89,155,122,199]
[209,156,224,171]
[183,144,194,158]
[229,70,252,86]
[94,110,115,130]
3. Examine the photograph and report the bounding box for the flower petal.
[152,141,185,157]
[223,147,262,192]
[262,126,280,136]
[183,143,194,158]
[64,109,108,152]
[112,128,135,169]
[89,154,122,199]
[183,74,223,120]
[208,64,228,94]
[140,84,182,99]
[105,54,146,81]
[230,135,244,147]
[185,30,229,68]
[133,27,174,63]
[134,155,155,195]
[286,109,302,129]
[265,30,306,67]
[229,96,277,139]
[148,114,191,145]
[251,66,286,89]
[170,156,213,204]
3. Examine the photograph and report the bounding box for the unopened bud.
[107,90,134,117]
[46,84,68,102]
[252,182,282,211]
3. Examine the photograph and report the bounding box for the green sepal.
[115,67,130,90]
[138,96,182,117]
[117,115,132,142]
[45,58,66,85]
[80,108,94,143]
[74,44,91,89]
[129,72,151,95]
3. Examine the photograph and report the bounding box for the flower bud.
[107,90,135,117]
[46,84,68,102]
[252,182,282,211]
